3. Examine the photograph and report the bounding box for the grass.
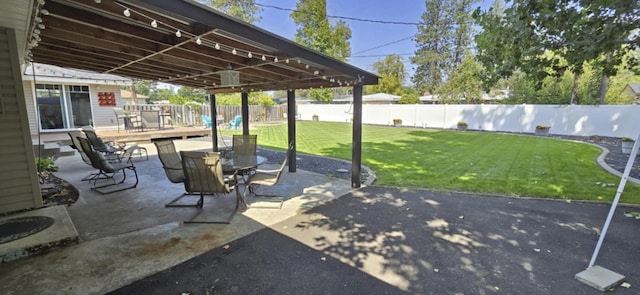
[223,121,640,204]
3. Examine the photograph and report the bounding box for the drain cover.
[0,216,55,244]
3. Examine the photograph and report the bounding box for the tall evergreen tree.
[411,0,453,95]
[198,0,263,24]
[412,0,476,95]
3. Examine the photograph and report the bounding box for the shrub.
[457,121,468,127]
[36,157,59,172]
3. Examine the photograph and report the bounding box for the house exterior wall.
[23,82,123,134]
[0,27,42,214]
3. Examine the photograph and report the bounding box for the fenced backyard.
[123,103,640,139]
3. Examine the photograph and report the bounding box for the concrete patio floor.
[0,139,355,294]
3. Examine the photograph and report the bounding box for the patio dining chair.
[76,137,139,194]
[168,151,241,224]
[243,141,293,208]
[232,134,258,181]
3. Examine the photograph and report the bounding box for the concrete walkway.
[0,140,354,294]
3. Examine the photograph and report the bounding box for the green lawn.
[224,121,640,204]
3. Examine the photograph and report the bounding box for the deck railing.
[123,104,287,127]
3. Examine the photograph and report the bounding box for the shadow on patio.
[0,139,354,294]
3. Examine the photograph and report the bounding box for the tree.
[291,0,351,62]
[411,0,477,95]
[474,0,640,104]
[398,87,421,104]
[177,86,206,103]
[133,80,151,96]
[411,0,453,94]
[291,0,351,103]
[436,55,484,103]
[372,55,406,96]
[197,0,262,24]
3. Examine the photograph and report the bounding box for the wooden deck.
[33,127,212,144]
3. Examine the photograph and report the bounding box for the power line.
[352,36,413,55]
[255,2,421,26]
[351,53,414,58]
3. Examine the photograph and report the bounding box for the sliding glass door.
[36,84,92,130]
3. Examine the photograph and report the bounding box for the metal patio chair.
[167,151,241,224]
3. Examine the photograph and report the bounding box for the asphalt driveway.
[110,186,639,295]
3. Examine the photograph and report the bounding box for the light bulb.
[274,57,279,62]
[40,9,49,16]
[215,43,220,50]
[261,55,266,61]
[175,30,181,37]
[232,48,237,55]
[305,64,309,69]
[314,70,319,75]
[196,37,202,45]
[151,20,157,28]
[38,24,45,29]
[247,52,252,58]
[285,59,290,63]
[94,0,101,3]
[123,8,130,17]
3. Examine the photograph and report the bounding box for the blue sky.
[256,0,494,76]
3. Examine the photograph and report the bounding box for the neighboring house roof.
[333,93,401,103]
[23,63,131,85]
[627,83,640,95]
[120,89,149,99]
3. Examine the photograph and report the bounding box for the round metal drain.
[0,216,55,244]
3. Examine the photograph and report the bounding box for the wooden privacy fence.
[123,104,287,127]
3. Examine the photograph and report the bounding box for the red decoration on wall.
[98,92,116,106]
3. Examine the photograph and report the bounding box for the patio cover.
[13,0,378,188]
[23,0,378,93]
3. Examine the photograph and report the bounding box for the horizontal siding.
[91,85,120,130]
[23,81,37,134]
[0,28,40,213]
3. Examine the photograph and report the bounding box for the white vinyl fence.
[297,104,640,138]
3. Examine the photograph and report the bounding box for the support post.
[351,84,363,188]
[287,90,296,172]
[210,93,218,152]
[241,92,249,135]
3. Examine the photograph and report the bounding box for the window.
[36,84,93,130]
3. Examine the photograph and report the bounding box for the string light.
[40,9,49,16]
[111,3,356,88]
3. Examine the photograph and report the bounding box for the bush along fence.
[123,104,288,127]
